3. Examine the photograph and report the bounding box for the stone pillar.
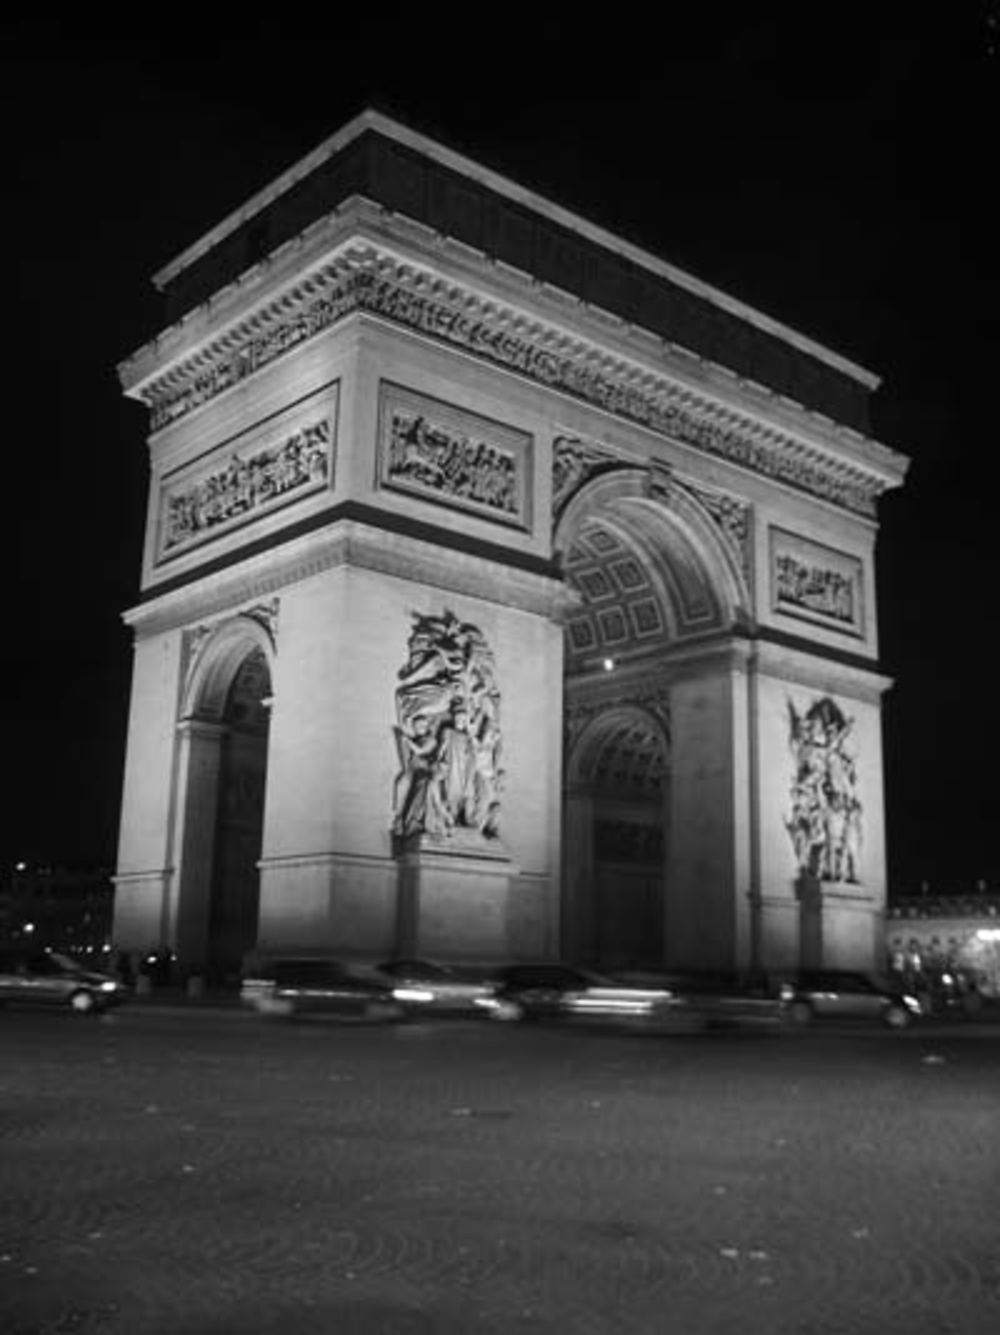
[561,792,596,964]
[664,649,752,973]
[796,873,824,968]
[170,719,225,971]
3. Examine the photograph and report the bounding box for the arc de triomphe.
[113,111,907,982]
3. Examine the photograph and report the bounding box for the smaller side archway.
[171,615,275,982]
[563,703,670,970]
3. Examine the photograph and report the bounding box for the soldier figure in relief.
[392,610,504,842]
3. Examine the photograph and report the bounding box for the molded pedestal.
[397,834,517,960]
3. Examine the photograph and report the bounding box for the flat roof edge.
[152,109,881,391]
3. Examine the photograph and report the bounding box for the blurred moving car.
[376,958,496,1015]
[0,949,128,1014]
[643,971,793,1029]
[784,970,922,1028]
[241,957,403,1021]
[485,962,684,1027]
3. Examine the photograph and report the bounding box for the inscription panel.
[377,382,533,531]
[156,383,338,565]
[770,526,864,638]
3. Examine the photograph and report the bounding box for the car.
[638,971,793,1029]
[0,949,128,1014]
[240,957,404,1020]
[783,970,922,1028]
[484,962,685,1028]
[376,958,497,1015]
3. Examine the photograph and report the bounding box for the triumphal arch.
[113,111,908,981]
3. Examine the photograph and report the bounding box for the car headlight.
[392,987,435,1003]
[903,994,922,1013]
[99,981,118,992]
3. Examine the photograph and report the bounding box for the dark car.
[240,957,403,1021]
[376,958,497,1015]
[0,949,129,1014]
[485,962,683,1027]
[641,971,793,1029]
[784,970,922,1028]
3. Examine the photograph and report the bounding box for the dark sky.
[2,18,998,891]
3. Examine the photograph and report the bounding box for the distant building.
[886,896,1000,996]
[0,864,114,959]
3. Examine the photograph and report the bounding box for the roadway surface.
[1,1003,998,1334]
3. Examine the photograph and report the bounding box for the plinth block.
[397,835,518,960]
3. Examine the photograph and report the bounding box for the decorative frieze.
[770,527,863,637]
[137,248,890,518]
[378,383,531,529]
[156,386,338,565]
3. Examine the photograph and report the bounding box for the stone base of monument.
[795,873,878,971]
[396,832,518,961]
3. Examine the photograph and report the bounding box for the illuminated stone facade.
[113,111,907,979]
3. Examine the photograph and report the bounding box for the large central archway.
[556,466,747,971]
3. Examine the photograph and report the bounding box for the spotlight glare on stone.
[603,658,615,672]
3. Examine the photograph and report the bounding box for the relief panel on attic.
[377,381,533,531]
[155,383,339,565]
[770,527,864,638]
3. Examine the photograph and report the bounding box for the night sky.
[3,19,997,892]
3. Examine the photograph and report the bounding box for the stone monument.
[112,110,908,979]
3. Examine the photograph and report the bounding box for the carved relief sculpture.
[161,418,332,557]
[551,434,621,517]
[379,383,531,529]
[679,478,753,591]
[392,610,503,844]
[770,528,863,636]
[785,696,862,883]
[776,555,854,623]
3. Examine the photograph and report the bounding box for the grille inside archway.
[587,717,667,798]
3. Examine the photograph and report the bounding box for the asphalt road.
[1,1006,998,1335]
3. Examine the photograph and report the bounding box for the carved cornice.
[130,243,896,518]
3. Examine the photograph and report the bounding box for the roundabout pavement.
[1,1006,998,1333]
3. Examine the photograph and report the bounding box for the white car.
[377,958,497,1015]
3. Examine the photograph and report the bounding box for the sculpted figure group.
[785,696,862,883]
[164,420,330,550]
[392,611,503,842]
[388,411,518,517]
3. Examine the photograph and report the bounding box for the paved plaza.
[1,1007,998,1334]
